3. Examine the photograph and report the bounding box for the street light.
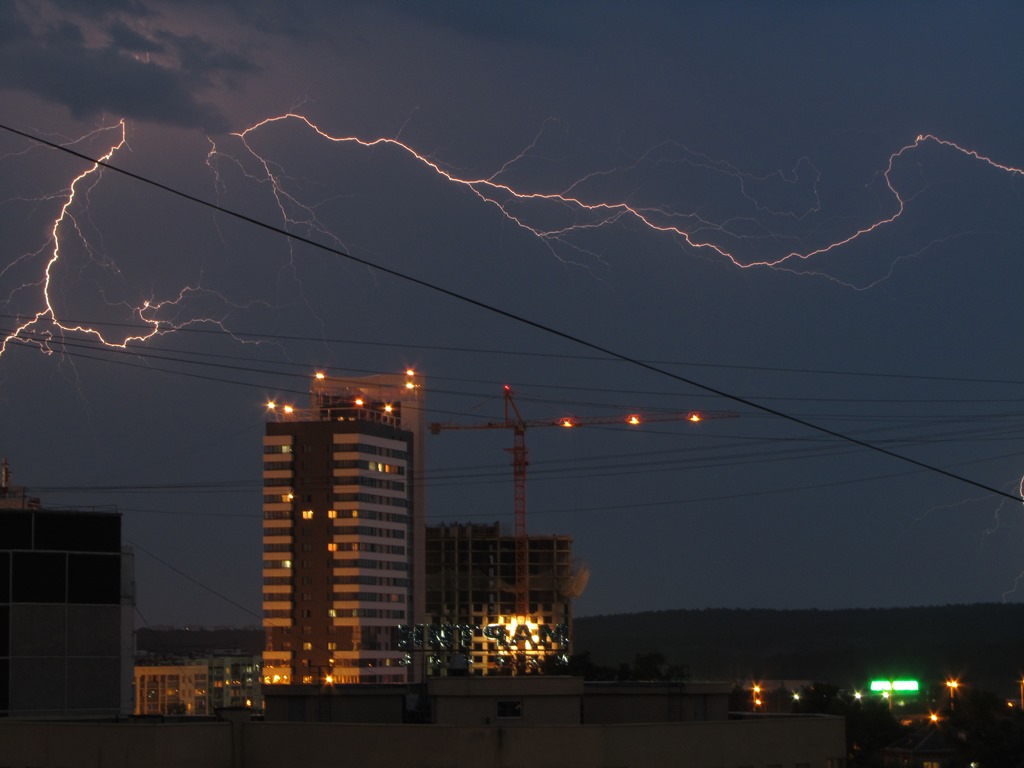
[946,679,959,711]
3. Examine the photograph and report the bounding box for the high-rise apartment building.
[261,371,425,685]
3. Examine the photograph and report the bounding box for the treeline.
[573,604,1024,694]
[135,604,1024,696]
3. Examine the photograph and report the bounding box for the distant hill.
[573,604,1024,696]
[136,605,1024,698]
[137,626,264,658]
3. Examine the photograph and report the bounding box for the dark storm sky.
[1,1,1023,627]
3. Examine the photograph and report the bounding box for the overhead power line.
[1,120,1020,504]
[8,311,1024,396]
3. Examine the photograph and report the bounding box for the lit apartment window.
[327,543,338,552]
[327,509,337,519]
[327,609,337,618]
[302,510,314,519]
[302,642,312,650]
[282,560,292,569]
[327,642,336,650]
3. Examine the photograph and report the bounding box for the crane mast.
[430,387,738,622]
[503,387,530,617]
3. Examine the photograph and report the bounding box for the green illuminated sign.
[869,680,919,692]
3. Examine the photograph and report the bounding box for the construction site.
[418,385,733,676]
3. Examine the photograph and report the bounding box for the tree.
[791,682,840,714]
[942,687,1024,768]
[793,683,904,767]
[632,651,667,680]
[843,697,904,768]
[558,651,618,680]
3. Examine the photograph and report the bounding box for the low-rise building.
[136,663,209,716]
[262,676,734,725]
[134,656,263,715]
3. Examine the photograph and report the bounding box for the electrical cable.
[1,121,1020,502]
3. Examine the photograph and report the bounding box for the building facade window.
[496,700,523,719]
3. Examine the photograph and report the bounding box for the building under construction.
[420,522,587,676]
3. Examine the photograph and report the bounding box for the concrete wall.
[0,722,232,768]
[430,675,584,726]
[242,719,845,768]
[583,682,732,724]
[0,716,845,768]
[264,686,408,723]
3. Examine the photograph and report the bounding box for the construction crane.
[430,385,737,618]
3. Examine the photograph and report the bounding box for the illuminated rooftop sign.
[869,680,919,692]
[397,622,569,651]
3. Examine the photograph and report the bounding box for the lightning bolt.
[226,114,1023,289]
[977,474,1024,601]
[0,120,271,361]
[2,115,1022,360]
[3,113,1024,609]
[0,120,186,356]
[1003,476,1024,602]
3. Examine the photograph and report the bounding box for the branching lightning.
[1002,479,1024,602]
[2,120,133,355]
[2,112,1024,608]
[1,120,268,360]
[2,114,1022,359]
[227,115,1024,289]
